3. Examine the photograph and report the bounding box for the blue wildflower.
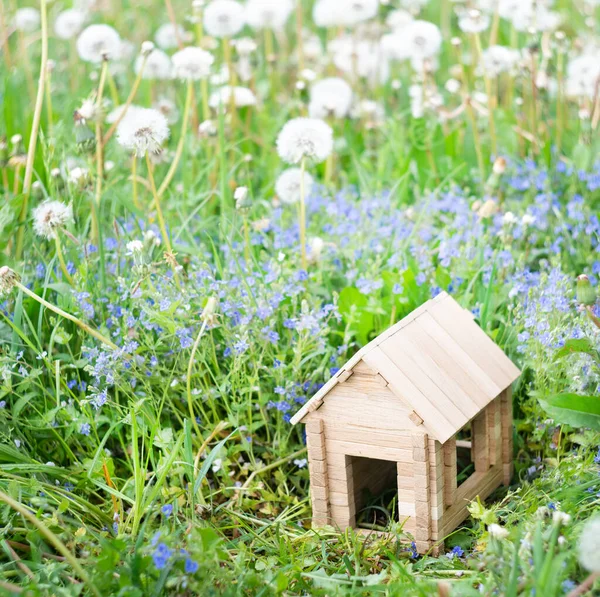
[152,543,173,570]
[184,558,199,574]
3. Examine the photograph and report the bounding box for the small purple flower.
[161,503,173,517]
[152,543,172,570]
[184,558,199,574]
[79,423,91,436]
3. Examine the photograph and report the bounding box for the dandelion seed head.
[245,0,293,30]
[14,8,40,32]
[402,20,442,60]
[313,0,379,28]
[203,0,245,38]
[154,23,189,50]
[275,168,315,204]
[457,9,490,34]
[308,77,353,119]
[578,517,600,572]
[116,108,170,155]
[0,266,20,297]
[172,46,214,80]
[76,24,122,63]
[33,200,74,240]
[480,45,520,77]
[54,9,87,40]
[276,118,333,164]
[208,85,257,109]
[488,523,509,539]
[135,48,173,80]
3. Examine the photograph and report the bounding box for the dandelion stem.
[465,97,486,184]
[145,152,180,286]
[107,69,120,105]
[14,0,48,261]
[94,60,109,206]
[54,235,74,285]
[0,0,12,70]
[103,54,148,145]
[15,280,117,350]
[299,156,307,270]
[131,156,140,209]
[45,67,54,136]
[157,80,193,198]
[186,318,209,442]
[0,490,102,597]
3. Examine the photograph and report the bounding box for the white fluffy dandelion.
[566,54,600,99]
[154,23,189,49]
[480,45,519,77]
[105,104,144,124]
[208,85,257,108]
[458,9,490,33]
[313,0,379,28]
[308,77,353,119]
[402,20,442,61]
[245,0,294,30]
[275,168,315,205]
[276,118,333,164]
[76,24,122,63]
[135,48,173,80]
[172,46,214,80]
[33,200,74,240]
[13,7,40,32]
[54,9,87,40]
[578,517,600,573]
[203,0,245,38]
[116,108,170,155]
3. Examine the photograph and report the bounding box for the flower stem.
[131,155,140,209]
[299,156,307,270]
[296,0,304,73]
[157,80,193,198]
[186,318,209,441]
[54,235,74,285]
[0,490,102,597]
[15,0,48,261]
[15,281,118,350]
[145,152,180,287]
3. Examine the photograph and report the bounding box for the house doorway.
[349,456,399,529]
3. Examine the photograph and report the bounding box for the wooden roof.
[290,292,520,443]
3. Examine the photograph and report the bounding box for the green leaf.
[540,393,600,430]
[337,287,375,345]
[554,338,599,361]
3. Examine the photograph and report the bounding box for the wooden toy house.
[291,292,520,554]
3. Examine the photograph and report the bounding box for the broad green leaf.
[554,338,599,361]
[540,393,600,430]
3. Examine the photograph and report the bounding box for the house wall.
[305,372,513,555]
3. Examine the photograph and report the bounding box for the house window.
[455,423,474,486]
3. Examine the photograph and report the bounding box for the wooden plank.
[472,410,490,472]
[323,423,414,449]
[362,347,457,443]
[442,467,503,535]
[412,433,431,543]
[338,370,353,383]
[443,438,457,507]
[427,298,520,389]
[500,388,514,485]
[415,312,502,403]
[352,361,377,376]
[400,322,483,416]
[487,399,501,467]
[409,411,424,426]
[309,459,327,475]
[324,439,413,462]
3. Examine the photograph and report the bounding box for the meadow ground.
[0,0,600,595]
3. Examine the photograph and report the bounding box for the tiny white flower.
[293,458,308,468]
[522,214,535,226]
[14,439,22,448]
[199,119,217,136]
[116,108,170,155]
[212,457,223,472]
[552,511,571,526]
[76,24,122,63]
[276,118,333,164]
[54,9,87,40]
[578,517,600,573]
[172,46,214,80]
[488,523,509,539]
[33,200,74,240]
[275,168,315,204]
[126,240,144,254]
[203,0,245,38]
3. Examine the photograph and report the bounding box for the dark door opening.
[350,456,398,530]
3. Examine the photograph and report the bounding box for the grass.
[0,0,600,594]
